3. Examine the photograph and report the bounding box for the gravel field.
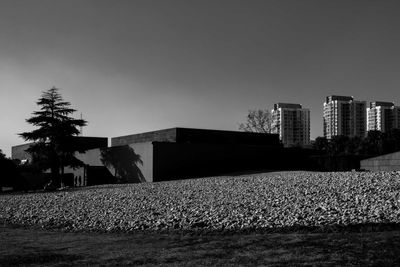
[1,171,400,232]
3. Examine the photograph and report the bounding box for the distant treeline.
[314,129,400,157]
[287,129,400,172]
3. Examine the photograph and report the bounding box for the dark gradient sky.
[2,0,400,156]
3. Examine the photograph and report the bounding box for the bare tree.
[239,109,274,133]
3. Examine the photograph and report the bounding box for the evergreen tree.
[19,87,87,187]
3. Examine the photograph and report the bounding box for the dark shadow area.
[152,143,367,182]
[153,143,284,182]
[0,159,20,192]
[0,159,35,192]
[62,173,74,187]
[3,219,400,236]
[309,154,365,171]
[278,147,367,172]
[0,252,82,265]
[309,130,400,171]
[100,146,145,183]
[2,222,400,266]
[63,183,127,193]
[79,222,400,238]
[220,169,278,177]
[86,166,116,186]
[111,127,281,147]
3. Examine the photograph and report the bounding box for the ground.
[1,224,400,266]
[2,171,400,265]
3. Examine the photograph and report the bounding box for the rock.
[1,171,400,232]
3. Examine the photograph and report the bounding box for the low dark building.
[76,128,282,183]
[11,143,33,163]
[12,136,108,163]
[11,128,285,185]
[11,137,108,188]
[360,151,400,171]
[111,127,279,146]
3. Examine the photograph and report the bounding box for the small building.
[12,128,283,185]
[12,137,108,164]
[77,127,282,183]
[360,151,400,171]
[12,137,108,187]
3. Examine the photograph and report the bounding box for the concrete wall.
[11,143,32,162]
[76,148,103,166]
[11,141,154,186]
[12,130,282,185]
[175,128,280,146]
[152,142,283,182]
[74,142,154,183]
[11,137,108,162]
[69,136,108,151]
[111,128,177,146]
[360,151,400,171]
[65,149,103,186]
[64,165,86,186]
[111,127,281,147]
[72,140,284,184]
[126,142,153,182]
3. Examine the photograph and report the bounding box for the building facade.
[11,137,109,187]
[361,150,400,171]
[367,102,400,133]
[394,107,400,129]
[11,137,108,165]
[323,95,367,139]
[271,103,310,147]
[13,128,282,185]
[87,128,282,183]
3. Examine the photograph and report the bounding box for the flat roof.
[111,127,281,147]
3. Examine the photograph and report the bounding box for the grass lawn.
[1,224,400,266]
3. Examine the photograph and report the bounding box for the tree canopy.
[239,109,274,133]
[19,87,87,187]
[313,129,400,157]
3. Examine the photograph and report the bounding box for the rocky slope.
[1,171,400,232]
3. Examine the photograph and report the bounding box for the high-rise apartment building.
[323,95,367,139]
[271,103,310,147]
[394,107,400,129]
[367,101,400,132]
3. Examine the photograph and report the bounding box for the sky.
[1,0,400,156]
